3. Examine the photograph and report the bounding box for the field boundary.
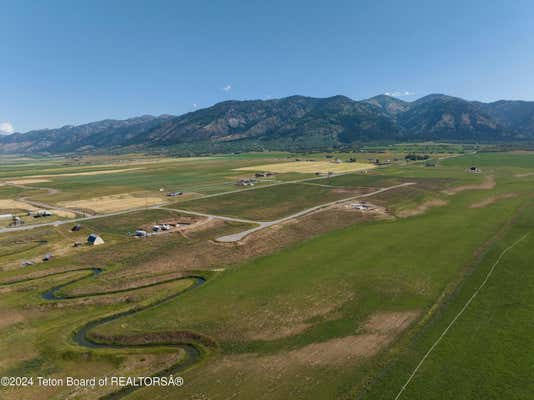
[393,232,530,400]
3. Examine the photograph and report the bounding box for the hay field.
[11,167,145,180]
[0,199,39,211]
[59,192,166,213]
[4,179,52,185]
[236,160,375,174]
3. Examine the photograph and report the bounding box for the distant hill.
[2,94,534,154]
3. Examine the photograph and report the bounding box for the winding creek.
[1,268,208,399]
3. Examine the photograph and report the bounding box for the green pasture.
[0,151,533,400]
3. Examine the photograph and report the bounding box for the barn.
[87,234,104,246]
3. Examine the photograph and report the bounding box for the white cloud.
[222,84,232,92]
[192,103,198,109]
[0,121,14,135]
[384,91,415,97]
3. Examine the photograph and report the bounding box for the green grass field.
[0,150,533,400]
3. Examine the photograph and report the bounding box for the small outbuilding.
[87,233,104,246]
[42,253,54,262]
[71,224,82,232]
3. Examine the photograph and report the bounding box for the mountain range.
[2,94,534,154]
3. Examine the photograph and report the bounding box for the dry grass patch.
[4,179,51,185]
[202,310,419,382]
[236,161,375,174]
[444,175,496,195]
[0,309,24,329]
[0,199,39,211]
[59,193,165,213]
[52,210,76,218]
[469,193,518,209]
[514,172,534,178]
[280,311,419,366]
[245,290,354,341]
[397,199,448,218]
[5,167,145,182]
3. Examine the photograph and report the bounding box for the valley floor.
[0,150,533,399]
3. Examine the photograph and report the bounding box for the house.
[87,233,104,246]
[237,178,257,186]
[255,172,274,178]
[152,225,162,232]
[33,210,53,218]
[135,229,147,237]
[9,216,24,227]
[167,191,183,197]
[351,202,370,211]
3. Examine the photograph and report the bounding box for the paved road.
[215,182,416,243]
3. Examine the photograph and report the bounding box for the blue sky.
[2,0,534,133]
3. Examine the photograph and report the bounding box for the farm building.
[167,191,183,197]
[134,229,147,237]
[87,233,104,246]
